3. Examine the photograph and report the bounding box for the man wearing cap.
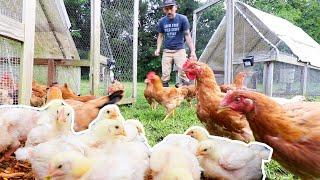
[155,0,197,87]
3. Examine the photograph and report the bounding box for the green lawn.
[81,81,299,180]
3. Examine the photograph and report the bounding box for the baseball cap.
[162,0,177,8]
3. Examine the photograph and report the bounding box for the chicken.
[196,139,272,180]
[31,80,48,107]
[124,119,148,144]
[107,80,125,95]
[15,135,89,179]
[0,88,13,105]
[46,86,63,103]
[70,90,124,132]
[180,85,197,107]
[182,60,254,142]
[220,71,247,93]
[0,72,18,91]
[150,144,201,180]
[145,71,189,121]
[25,104,74,147]
[185,126,213,142]
[59,83,96,102]
[0,108,40,162]
[144,77,158,110]
[220,90,320,179]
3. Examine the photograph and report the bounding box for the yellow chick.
[184,126,210,141]
[46,151,92,180]
[196,139,272,180]
[37,99,69,125]
[80,120,126,149]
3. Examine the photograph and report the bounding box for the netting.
[272,62,303,97]
[0,36,21,105]
[307,67,320,96]
[0,0,23,22]
[195,0,225,58]
[233,62,264,92]
[100,0,135,98]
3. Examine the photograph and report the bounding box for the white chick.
[79,119,127,150]
[124,119,149,144]
[153,134,199,155]
[15,135,89,179]
[0,107,40,161]
[150,145,201,180]
[196,139,272,180]
[47,150,144,180]
[36,99,69,125]
[25,104,75,147]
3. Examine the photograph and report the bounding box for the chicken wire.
[307,67,320,96]
[100,0,135,98]
[0,0,23,22]
[272,62,303,97]
[233,62,264,92]
[195,0,225,58]
[0,36,22,105]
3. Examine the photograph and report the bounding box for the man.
[155,0,197,87]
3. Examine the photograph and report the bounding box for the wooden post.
[132,0,139,100]
[89,0,101,96]
[263,62,267,94]
[19,0,36,105]
[192,13,197,47]
[224,0,234,84]
[265,62,274,96]
[302,63,308,96]
[47,59,56,86]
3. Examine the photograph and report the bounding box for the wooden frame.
[19,0,37,105]
[132,0,139,101]
[89,0,101,96]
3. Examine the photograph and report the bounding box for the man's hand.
[190,51,197,61]
[154,49,161,56]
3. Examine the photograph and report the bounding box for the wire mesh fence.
[272,62,304,97]
[100,0,135,98]
[0,36,22,105]
[233,62,264,92]
[0,0,23,22]
[307,67,320,96]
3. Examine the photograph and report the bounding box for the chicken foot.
[162,109,176,121]
[0,172,25,178]
[0,142,20,162]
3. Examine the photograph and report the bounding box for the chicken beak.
[110,111,118,119]
[57,108,67,123]
[196,150,203,156]
[116,129,127,136]
[46,169,64,179]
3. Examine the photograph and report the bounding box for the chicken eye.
[190,131,194,134]
[235,97,241,103]
[115,125,119,129]
[67,113,70,116]
[57,164,63,169]
[203,148,208,152]
[57,110,59,114]
[107,110,110,114]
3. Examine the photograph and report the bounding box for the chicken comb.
[182,59,192,69]
[146,71,156,79]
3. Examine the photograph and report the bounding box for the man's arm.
[184,30,197,60]
[155,33,164,56]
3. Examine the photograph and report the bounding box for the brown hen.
[220,90,320,179]
[220,71,247,93]
[182,60,254,142]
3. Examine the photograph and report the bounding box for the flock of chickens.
[0,97,272,180]
[144,59,320,179]
[0,58,319,179]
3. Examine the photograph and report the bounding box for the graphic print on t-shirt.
[164,23,180,39]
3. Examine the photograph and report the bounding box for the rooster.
[220,90,320,179]
[144,76,158,110]
[145,72,188,121]
[220,71,247,93]
[59,83,96,102]
[182,60,254,142]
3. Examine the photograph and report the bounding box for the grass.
[80,81,299,179]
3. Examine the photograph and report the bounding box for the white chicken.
[25,104,75,147]
[196,139,272,180]
[150,145,201,180]
[124,119,149,144]
[0,100,67,161]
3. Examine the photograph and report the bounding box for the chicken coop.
[0,0,138,105]
[194,0,320,97]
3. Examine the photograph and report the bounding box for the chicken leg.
[162,109,175,121]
